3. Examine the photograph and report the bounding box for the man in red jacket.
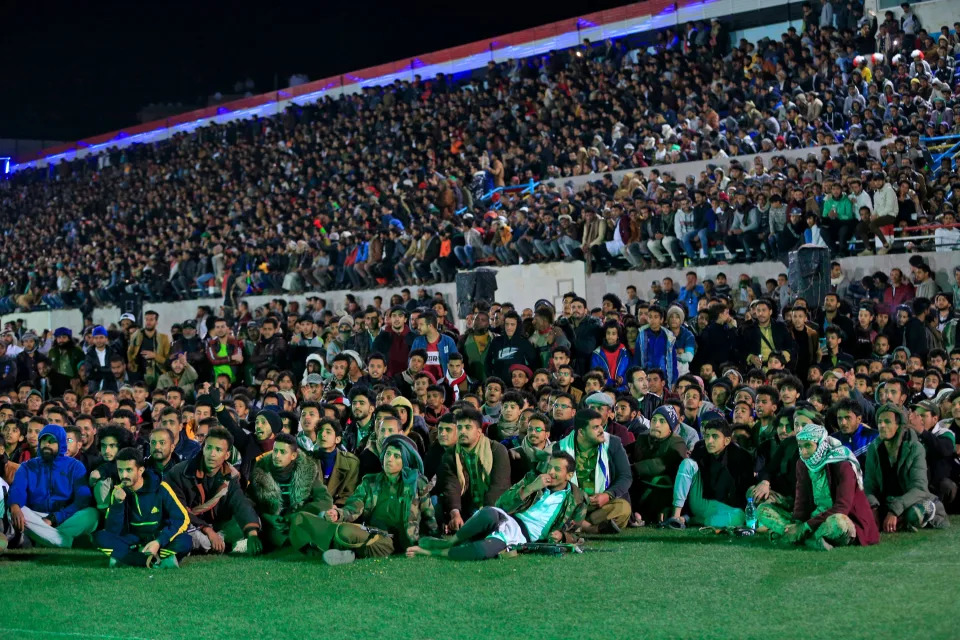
[758,423,879,550]
[371,306,414,378]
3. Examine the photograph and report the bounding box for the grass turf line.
[2,519,959,640]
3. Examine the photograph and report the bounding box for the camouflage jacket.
[341,469,437,550]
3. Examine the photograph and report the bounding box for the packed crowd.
[2,4,960,313]
[1,250,959,565]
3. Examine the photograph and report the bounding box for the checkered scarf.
[796,424,863,489]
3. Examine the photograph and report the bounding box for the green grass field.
[3,520,959,640]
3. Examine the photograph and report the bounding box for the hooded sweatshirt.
[9,424,92,525]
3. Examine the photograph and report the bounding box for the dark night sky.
[2,0,629,141]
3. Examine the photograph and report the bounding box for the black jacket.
[165,454,260,534]
[738,320,797,368]
[689,441,754,509]
[558,316,603,376]
[0,355,17,393]
[697,322,738,369]
[756,436,800,498]
[484,332,538,382]
[248,335,288,380]
[84,346,120,393]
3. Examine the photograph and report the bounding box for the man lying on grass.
[406,452,586,560]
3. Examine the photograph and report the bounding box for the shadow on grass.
[1,548,105,567]
[605,533,765,547]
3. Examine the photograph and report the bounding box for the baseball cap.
[912,399,940,417]
[584,392,614,408]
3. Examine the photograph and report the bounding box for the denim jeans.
[682,229,709,259]
[534,239,561,260]
[557,235,580,258]
[454,245,475,267]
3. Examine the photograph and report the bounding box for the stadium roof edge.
[9,0,787,173]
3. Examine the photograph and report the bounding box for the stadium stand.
[1,2,958,313]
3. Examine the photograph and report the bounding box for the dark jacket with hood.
[9,424,92,525]
[484,332,538,382]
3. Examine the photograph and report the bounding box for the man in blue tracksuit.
[7,424,99,548]
[94,447,191,568]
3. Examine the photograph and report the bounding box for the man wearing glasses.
[549,392,578,441]
[506,412,553,482]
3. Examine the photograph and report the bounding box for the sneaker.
[231,539,248,554]
[322,549,356,566]
[663,517,686,530]
[598,519,621,534]
[920,500,943,529]
[627,512,645,528]
[857,249,873,257]
[905,502,927,532]
[157,555,180,569]
[877,245,891,255]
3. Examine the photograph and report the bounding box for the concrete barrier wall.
[3,261,585,336]
[2,253,950,336]
[559,140,887,191]
[585,250,958,309]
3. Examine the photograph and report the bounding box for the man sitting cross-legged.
[665,416,753,529]
[165,426,263,555]
[94,447,191,567]
[289,434,437,565]
[758,424,879,550]
[406,452,587,560]
[248,433,333,552]
[547,408,632,533]
[631,406,689,524]
[440,408,512,532]
[7,424,99,548]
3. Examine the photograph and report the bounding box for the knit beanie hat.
[652,405,681,434]
[256,410,283,435]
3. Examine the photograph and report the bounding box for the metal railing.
[921,133,960,177]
